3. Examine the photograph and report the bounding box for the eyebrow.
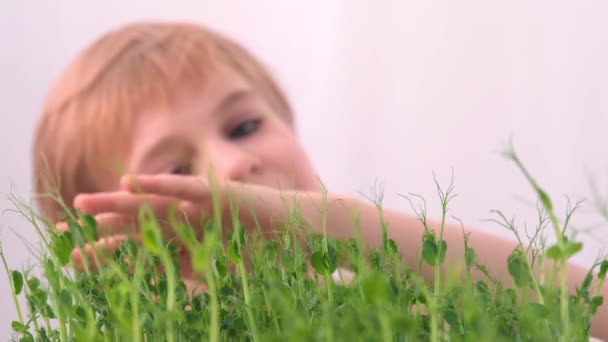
[212,89,256,114]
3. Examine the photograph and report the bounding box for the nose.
[197,140,261,182]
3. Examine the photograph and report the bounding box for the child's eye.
[167,163,193,175]
[228,118,262,139]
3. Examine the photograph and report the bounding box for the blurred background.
[1,1,607,337]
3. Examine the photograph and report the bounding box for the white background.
[1,1,607,337]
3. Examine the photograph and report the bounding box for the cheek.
[263,134,319,190]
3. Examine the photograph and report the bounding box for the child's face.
[123,65,320,192]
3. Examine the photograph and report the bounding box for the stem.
[0,248,24,325]
[559,258,570,341]
[319,184,334,303]
[59,316,68,342]
[207,267,220,342]
[131,252,146,342]
[430,182,450,342]
[414,275,437,341]
[379,205,389,256]
[511,154,569,341]
[22,285,40,333]
[526,261,545,305]
[207,171,223,342]
[323,301,335,342]
[67,318,74,341]
[230,196,260,341]
[538,254,546,287]
[548,209,570,341]
[161,251,176,342]
[238,260,260,341]
[379,312,392,342]
[43,316,51,336]
[593,275,606,298]
[429,297,439,342]
[261,284,280,333]
[291,226,306,303]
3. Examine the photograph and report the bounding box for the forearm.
[241,187,607,339]
[289,191,608,339]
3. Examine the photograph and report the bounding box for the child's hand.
[71,175,228,237]
[58,174,276,275]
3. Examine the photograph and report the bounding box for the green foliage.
[1,150,606,341]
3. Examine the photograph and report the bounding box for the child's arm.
[261,190,608,340]
[76,174,608,339]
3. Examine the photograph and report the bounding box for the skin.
[61,65,608,339]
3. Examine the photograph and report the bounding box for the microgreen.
[1,148,606,341]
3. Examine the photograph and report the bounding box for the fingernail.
[73,194,83,207]
[56,222,68,232]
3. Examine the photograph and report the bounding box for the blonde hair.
[32,21,293,223]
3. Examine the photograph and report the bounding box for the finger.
[94,212,137,237]
[56,221,69,232]
[94,206,206,242]
[71,234,132,271]
[56,213,136,239]
[74,191,178,216]
[121,174,210,202]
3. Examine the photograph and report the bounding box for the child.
[32,21,607,338]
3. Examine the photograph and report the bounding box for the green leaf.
[443,306,459,326]
[325,242,339,274]
[476,280,490,299]
[590,296,604,314]
[311,251,327,274]
[228,227,245,264]
[191,293,208,312]
[26,277,40,290]
[213,253,227,278]
[228,239,241,263]
[11,321,26,333]
[81,214,99,241]
[74,305,87,323]
[536,188,553,212]
[11,270,23,295]
[19,333,34,342]
[362,271,389,304]
[598,260,608,280]
[437,239,447,264]
[36,329,49,342]
[525,303,549,318]
[141,222,162,256]
[465,246,476,267]
[508,250,530,287]
[565,242,583,257]
[41,305,55,319]
[280,249,294,270]
[50,232,73,267]
[546,245,561,260]
[346,239,361,258]
[385,239,398,255]
[68,219,85,248]
[168,206,197,249]
[282,225,292,250]
[139,207,163,256]
[192,245,208,272]
[175,222,197,250]
[422,235,438,266]
[505,288,518,305]
[60,289,72,309]
[203,220,215,234]
[31,288,48,307]
[581,271,594,292]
